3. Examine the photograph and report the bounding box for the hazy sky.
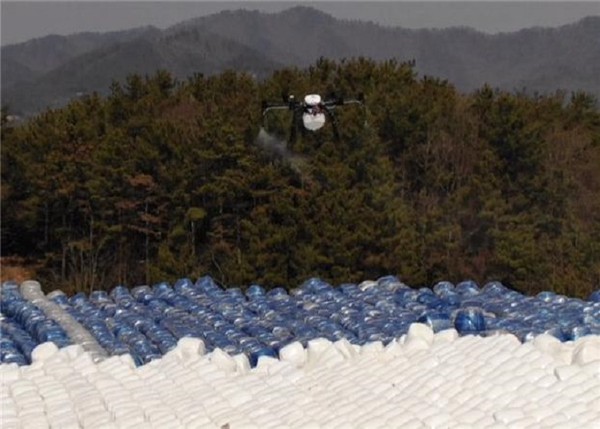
[2,1,599,46]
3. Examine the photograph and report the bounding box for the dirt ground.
[0,256,38,284]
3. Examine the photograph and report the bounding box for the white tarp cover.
[19,281,107,363]
[1,327,599,428]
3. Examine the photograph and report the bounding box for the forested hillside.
[2,59,599,298]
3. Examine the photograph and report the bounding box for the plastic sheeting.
[1,328,599,428]
[19,281,107,362]
[1,282,69,365]
[3,277,600,367]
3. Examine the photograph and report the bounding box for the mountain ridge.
[2,7,599,116]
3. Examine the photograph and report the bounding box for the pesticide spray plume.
[256,127,291,159]
[255,127,309,177]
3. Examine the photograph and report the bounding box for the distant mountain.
[1,27,160,87]
[2,6,599,116]
[2,27,283,114]
[177,8,599,95]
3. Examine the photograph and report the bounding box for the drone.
[261,93,365,143]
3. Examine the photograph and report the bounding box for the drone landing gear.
[324,107,341,142]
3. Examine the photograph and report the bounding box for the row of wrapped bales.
[2,277,599,366]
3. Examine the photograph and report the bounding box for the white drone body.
[303,94,322,106]
[262,92,365,143]
[302,94,326,131]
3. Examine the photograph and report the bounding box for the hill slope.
[2,6,599,116]
[2,28,282,113]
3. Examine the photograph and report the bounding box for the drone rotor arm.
[322,95,364,108]
[262,102,296,130]
[342,99,364,106]
[262,104,291,117]
[321,95,367,129]
[322,99,340,108]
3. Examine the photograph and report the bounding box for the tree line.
[2,58,599,298]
